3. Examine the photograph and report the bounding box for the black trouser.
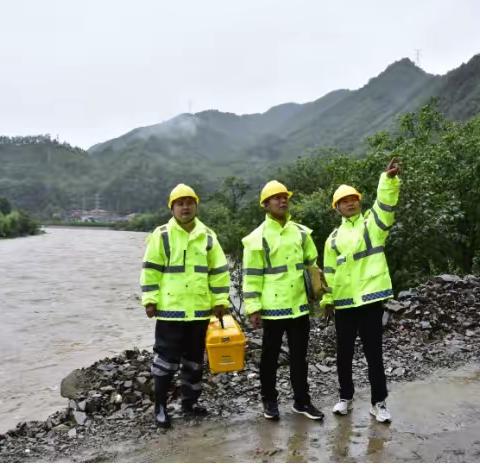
[334,301,388,405]
[260,314,310,405]
[151,319,209,408]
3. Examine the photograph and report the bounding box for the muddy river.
[0,227,152,433]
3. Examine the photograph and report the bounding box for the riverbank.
[41,221,114,229]
[0,209,39,239]
[1,273,479,462]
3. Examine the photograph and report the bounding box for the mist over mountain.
[89,58,438,162]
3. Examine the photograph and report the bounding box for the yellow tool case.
[206,315,246,373]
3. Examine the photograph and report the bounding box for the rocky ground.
[1,274,479,462]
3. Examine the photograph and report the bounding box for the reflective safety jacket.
[242,214,318,320]
[321,173,400,310]
[140,217,230,321]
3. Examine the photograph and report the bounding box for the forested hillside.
[89,59,438,176]
[1,54,479,218]
[437,54,480,121]
[0,136,97,215]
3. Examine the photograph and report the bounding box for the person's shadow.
[286,415,309,462]
[365,419,391,461]
[328,413,391,462]
[329,414,355,461]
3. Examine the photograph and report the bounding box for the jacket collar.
[341,213,363,225]
[168,216,206,238]
[265,213,292,230]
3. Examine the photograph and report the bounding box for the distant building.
[66,209,134,223]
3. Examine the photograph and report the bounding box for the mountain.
[89,55,480,178]
[264,58,441,155]
[0,135,95,214]
[436,54,480,121]
[88,89,353,175]
[1,54,479,216]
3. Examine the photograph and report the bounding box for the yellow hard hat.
[260,180,292,206]
[168,183,199,208]
[332,184,362,209]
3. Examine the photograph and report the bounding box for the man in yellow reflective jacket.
[140,184,230,428]
[321,158,400,423]
[242,180,324,421]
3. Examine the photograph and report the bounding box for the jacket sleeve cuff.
[320,295,333,309]
[141,295,158,306]
[379,171,401,188]
[245,302,262,315]
[211,296,229,308]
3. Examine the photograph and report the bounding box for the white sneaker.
[332,399,353,415]
[370,401,391,423]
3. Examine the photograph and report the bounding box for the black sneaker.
[292,402,324,420]
[155,404,171,428]
[263,400,280,420]
[181,402,209,417]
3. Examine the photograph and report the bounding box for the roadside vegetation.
[0,197,39,238]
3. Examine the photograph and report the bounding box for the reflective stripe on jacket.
[321,172,400,310]
[242,214,318,320]
[140,217,230,321]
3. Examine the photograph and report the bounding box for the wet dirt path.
[80,363,480,462]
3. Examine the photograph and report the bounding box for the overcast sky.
[1,0,479,149]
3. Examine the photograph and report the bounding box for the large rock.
[398,289,416,300]
[61,369,89,400]
[384,300,406,313]
[72,410,87,426]
[435,274,461,284]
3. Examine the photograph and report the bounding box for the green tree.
[0,197,12,215]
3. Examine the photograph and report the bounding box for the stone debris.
[1,274,479,462]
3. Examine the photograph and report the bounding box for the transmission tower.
[94,193,101,210]
[414,49,421,67]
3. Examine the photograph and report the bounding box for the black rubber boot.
[154,376,171,428]
[155,404,171,428]
[182,400,208,417]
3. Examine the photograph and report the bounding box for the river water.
[0,227,153,433]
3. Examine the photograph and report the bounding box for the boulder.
[72,411,87,426]
[398,289,416,300]
[384,300,406,313]
[60,369,89,400]
[435,274,461,284]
